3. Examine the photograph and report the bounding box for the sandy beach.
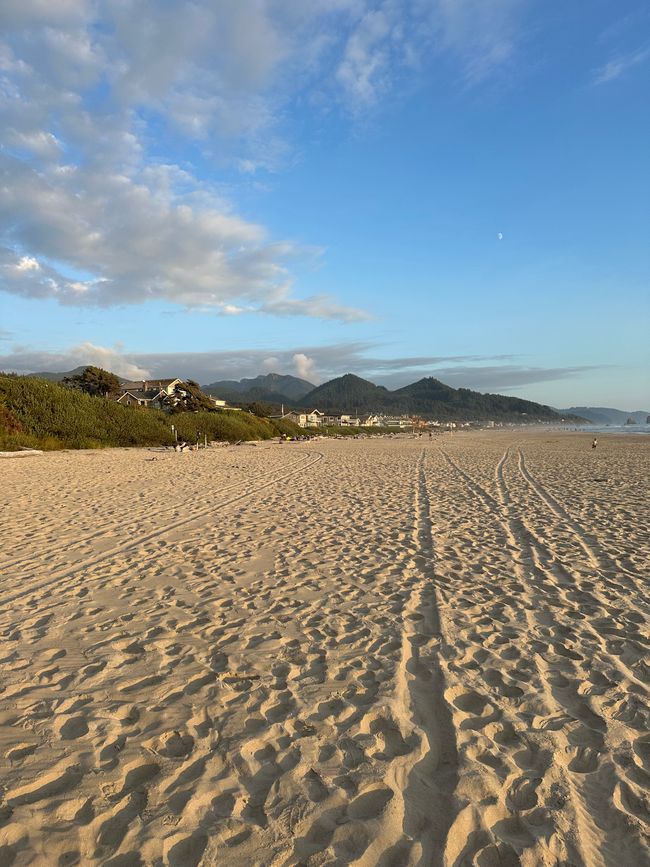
[1,431,648,866]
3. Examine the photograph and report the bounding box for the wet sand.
[1,431,648,865]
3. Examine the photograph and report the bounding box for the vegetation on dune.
[0,374,303,451]
[319,425,395,437]
[169,409,303,443]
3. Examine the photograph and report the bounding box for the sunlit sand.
[1,432,648,865]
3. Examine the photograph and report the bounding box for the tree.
[245,401,273,417]
[161,380,216,413]
[64,366,121,397]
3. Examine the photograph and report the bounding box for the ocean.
[582,424,650,435]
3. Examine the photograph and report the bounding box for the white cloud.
[262,356,280,372]
[0,1,526,316]
[5,128,62,159]
[15,255,40,271]
[293,352,317,381]
[0,157,367,318]
[337,6,393,106]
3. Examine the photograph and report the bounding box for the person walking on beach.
[592,437,598,449]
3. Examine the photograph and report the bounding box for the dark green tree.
[63,366,121,397]
[161,380,216,413]
[245,401,273,417]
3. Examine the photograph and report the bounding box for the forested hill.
[304,374,390,410]
[301,374,573,421]
[202,373,314,405]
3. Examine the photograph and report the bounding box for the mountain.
[302,374,390,411]
[561,407,650,425]
[391,378,564,420]
[300,374,574,421]
[27,367,89,381]
[202,373,315,404]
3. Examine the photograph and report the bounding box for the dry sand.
[0,431,648,866]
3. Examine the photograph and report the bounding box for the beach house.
[115,378,184,408]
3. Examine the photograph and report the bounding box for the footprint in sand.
[163,830,208,867]
[304,769,329,802]
[54,715,89,740]
[5,743,38,762]
[347,785,394,820]
[146,730,195,759]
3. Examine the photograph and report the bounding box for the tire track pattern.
[434,440,649,867]
[2,450,323,608]
[383,450,459,866]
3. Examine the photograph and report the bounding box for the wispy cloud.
[374,363,606,391]
[593,43,650,84]
[428,0,525,85]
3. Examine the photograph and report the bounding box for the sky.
[0,0,648,409]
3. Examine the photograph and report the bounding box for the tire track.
[439,448,500,511]
[500,449,649,866]
[494,447,511,506]
[517,448,639,585]
[0,446,305,575]
[442,445,599,866]
[1,450,324,607]
[390,449,458,865]
[494,450,611,867]
[517,449,602,571]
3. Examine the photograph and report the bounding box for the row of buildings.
[272,409,432,429]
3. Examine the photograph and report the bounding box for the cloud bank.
[0,341,603,394]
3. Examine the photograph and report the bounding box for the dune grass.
[0,375,304,451]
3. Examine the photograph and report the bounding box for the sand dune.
[0,432,648,866]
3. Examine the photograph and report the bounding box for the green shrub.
[0,374,392,451]
[0,376,307,450]
[0,374,172,450]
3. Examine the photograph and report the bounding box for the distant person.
[592,438,598,449]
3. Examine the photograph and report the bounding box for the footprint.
[55,715,89,740]
[366,715,412,759]
[304,769,328,803]
[347,785,394,820]
[567,747,599,774]
[505,776,540,811]
[5,743,38,762]
[107,760,159,800]
[147,730,194,759]
[163,831,208,867]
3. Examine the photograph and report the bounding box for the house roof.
[119,378,180,390]
[117,388,162,401]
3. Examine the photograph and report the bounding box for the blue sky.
[1,0,648,408]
